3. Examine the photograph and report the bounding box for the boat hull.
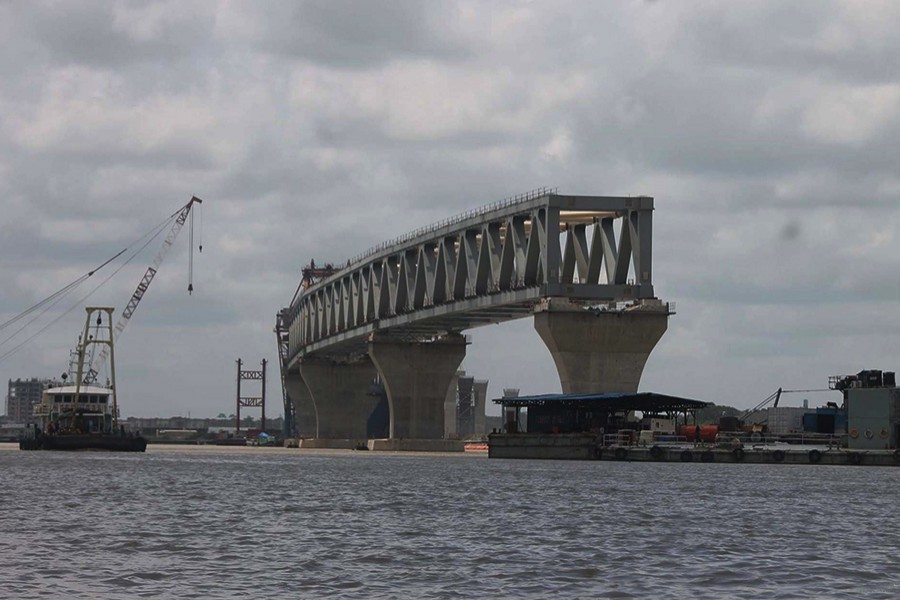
[20,434,147,452]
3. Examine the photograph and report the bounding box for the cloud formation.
[1,1,898,417]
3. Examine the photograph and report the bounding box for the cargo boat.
[19,307,147,452]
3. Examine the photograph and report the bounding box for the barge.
[595,443,900,466]
[489,432,900,466]
[489,375,900,465]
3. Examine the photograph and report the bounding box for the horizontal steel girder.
[285,193,655,364]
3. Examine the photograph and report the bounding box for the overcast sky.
[2,0,899,418]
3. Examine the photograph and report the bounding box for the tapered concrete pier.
[284,373,318,437]
[369,333,467,439]
[298,359,380,440]
[534,301,669,394]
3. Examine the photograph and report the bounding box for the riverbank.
[0,442,485,458]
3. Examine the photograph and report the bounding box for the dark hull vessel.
[214,437,247,446]
[20,433,147,452]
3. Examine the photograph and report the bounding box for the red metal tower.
[235,358,266,433]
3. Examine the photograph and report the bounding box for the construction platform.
[488,433,900,465]
[597,444,900,466]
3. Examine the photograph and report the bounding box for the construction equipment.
[83,196,202,384]
[739,388,783,423]
[274,309,295,437]
[277,260,340,438]
[730,386,836,433]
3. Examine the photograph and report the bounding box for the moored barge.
[489,375,900,465]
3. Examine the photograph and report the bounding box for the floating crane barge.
[20,307,147,452]
[16,196,203,452]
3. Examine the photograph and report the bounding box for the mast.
[74,308,116,430]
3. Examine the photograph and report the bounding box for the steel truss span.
[285,193,657,364]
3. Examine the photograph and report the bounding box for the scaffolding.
[235,358,266,433]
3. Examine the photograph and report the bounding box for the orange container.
[679,424,719,442]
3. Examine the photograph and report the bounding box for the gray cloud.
[2,1,899,417]
[233,0,473,68]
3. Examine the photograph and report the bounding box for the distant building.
[444,371,489,439]
[120,416,285,436]
[6,378,56,423]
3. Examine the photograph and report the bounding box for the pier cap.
[493,392,708,413]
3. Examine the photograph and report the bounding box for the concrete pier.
[298,359,380,441]
[369,334,467,439]
[534,303,668,394]
[284,373,318,437]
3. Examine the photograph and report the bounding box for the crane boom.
[83,196,202,384]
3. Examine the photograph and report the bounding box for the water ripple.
[3,448,900,598]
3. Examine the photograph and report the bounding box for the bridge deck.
[284,192,657,364]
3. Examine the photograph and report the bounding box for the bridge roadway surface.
[279,191,672,445]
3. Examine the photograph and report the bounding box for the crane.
[82,196,202,384]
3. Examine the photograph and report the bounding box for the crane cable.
[0,247,128,344]
[0,210,179,365]
[188,203,194,294]
[188,199,202,294]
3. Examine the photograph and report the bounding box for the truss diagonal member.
[285,193,658,365]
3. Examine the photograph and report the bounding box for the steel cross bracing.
[274,310,296,437]
[235,358,266,433]
[285,194,656,366]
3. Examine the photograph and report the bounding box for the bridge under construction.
[276,190,673,447]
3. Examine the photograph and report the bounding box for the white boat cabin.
[34,385,118,434]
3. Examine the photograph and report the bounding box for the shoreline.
[0,441,487,458]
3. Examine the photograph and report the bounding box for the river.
[1,444,898,598]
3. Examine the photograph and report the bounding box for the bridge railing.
[346,187,557,268]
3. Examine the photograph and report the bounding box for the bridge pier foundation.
[298,359,379,441]
[369,334,467,440]
[534,303,669,394]
[284,373,318,438]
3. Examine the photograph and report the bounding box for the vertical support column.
[299,358,379,440]
[473,380,488,437]
[534,303,668,394]
[544,205,561,284]
[284,373,318,438]
[635,200,653,285]
[260,359,267,432]
[235,358,242,432]
[369,333,467,439]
